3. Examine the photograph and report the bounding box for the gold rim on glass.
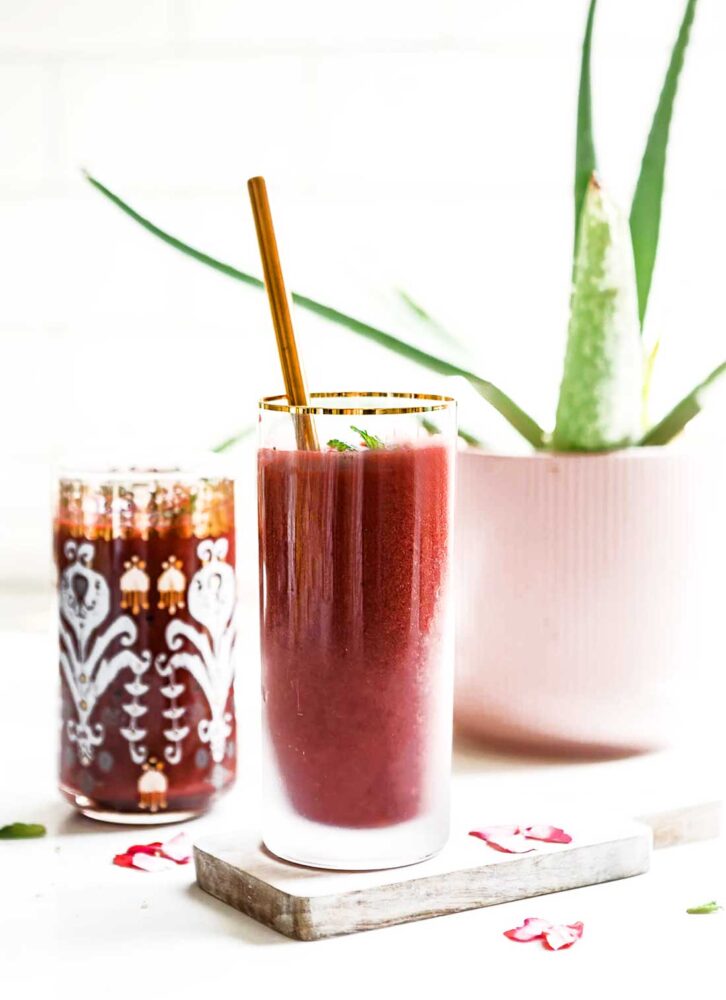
[259,391,456,415]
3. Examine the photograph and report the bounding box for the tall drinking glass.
[258,392,456,869]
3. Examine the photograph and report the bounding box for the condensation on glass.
[258,393,456,869]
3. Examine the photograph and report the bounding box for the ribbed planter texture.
[454,448,725,754]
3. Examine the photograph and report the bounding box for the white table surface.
[2,610,725,999]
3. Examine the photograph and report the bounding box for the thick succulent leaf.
[629,0,698,328]
[574,0,598,253]
[640,360,726,446]
[85,172,546,449]
[553,176,643,451]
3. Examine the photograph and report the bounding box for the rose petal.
[469,827,535,854]
[505,919,584,950]
[113,833,191,871]
[543,922,584,951]
[504,918,552,942]
[160,832,192,864]
[126,842,163,857]
[486,834,536,854]
[130,853,178,873]
[523,825,573,845]
[469,825,520,841]
[470,824,572,852]
[112,853,135,868]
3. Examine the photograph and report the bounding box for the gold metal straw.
[247,176,319,451]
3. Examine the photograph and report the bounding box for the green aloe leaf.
[421,416,486,449]
[290,291,545,446]
[212,425,255,453]
[84,172,546,449]
[84,172,265,291]
[554,176,643,451]
[456,426,487,449]
[465,375,544,448]
[640,359,726,446]
[630,0,698,328]
[574,0,598,253]
[641,337,660,427]
[396,289,469,358]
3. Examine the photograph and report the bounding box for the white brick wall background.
[1,0,726,590]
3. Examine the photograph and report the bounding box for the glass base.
[264,841,443,872]
[79,806,202,825]
[263,808,449,871]
[61,788,205,825]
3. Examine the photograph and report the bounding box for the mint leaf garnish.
[0,822,46,839]
[327,438,355,452]
[686,901,722,915]
[421,417,440,435]
[351,426,384,449]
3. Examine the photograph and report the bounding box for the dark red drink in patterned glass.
[55,464,237,823]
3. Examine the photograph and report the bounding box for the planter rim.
[459,445,711,463]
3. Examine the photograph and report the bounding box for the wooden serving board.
[196,815,654,941]
[194,747,721,940]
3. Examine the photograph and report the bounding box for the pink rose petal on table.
[469,824,573,852]
[468,827,535,854]
[112,847,165,871]
[543,922,584,951]
[503,918,553,942]
[112,841,164,869]
[112,832,192,871]
[522,825,573,845]
[126,841,163,857]
[469,825,520,841]
[485,834,536,854]
[159,832,192,864]
[130,852,178,873]
[504,919,584,951]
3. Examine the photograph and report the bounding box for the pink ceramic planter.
[454,448,725,754]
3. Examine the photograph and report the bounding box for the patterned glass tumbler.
[55,463,237,823]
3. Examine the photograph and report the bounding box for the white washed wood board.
[195,817,652,941]
[194,749,721,940]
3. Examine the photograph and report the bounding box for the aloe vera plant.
[553,175,643,451]
[86,0,720,453]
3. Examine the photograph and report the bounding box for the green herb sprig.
[326,427,385,451]
[686,901,722,915]
[351,426,384,449]
[0,822,46,839]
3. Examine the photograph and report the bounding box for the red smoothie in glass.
[258,442,451,829]
[56,475,237,818]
